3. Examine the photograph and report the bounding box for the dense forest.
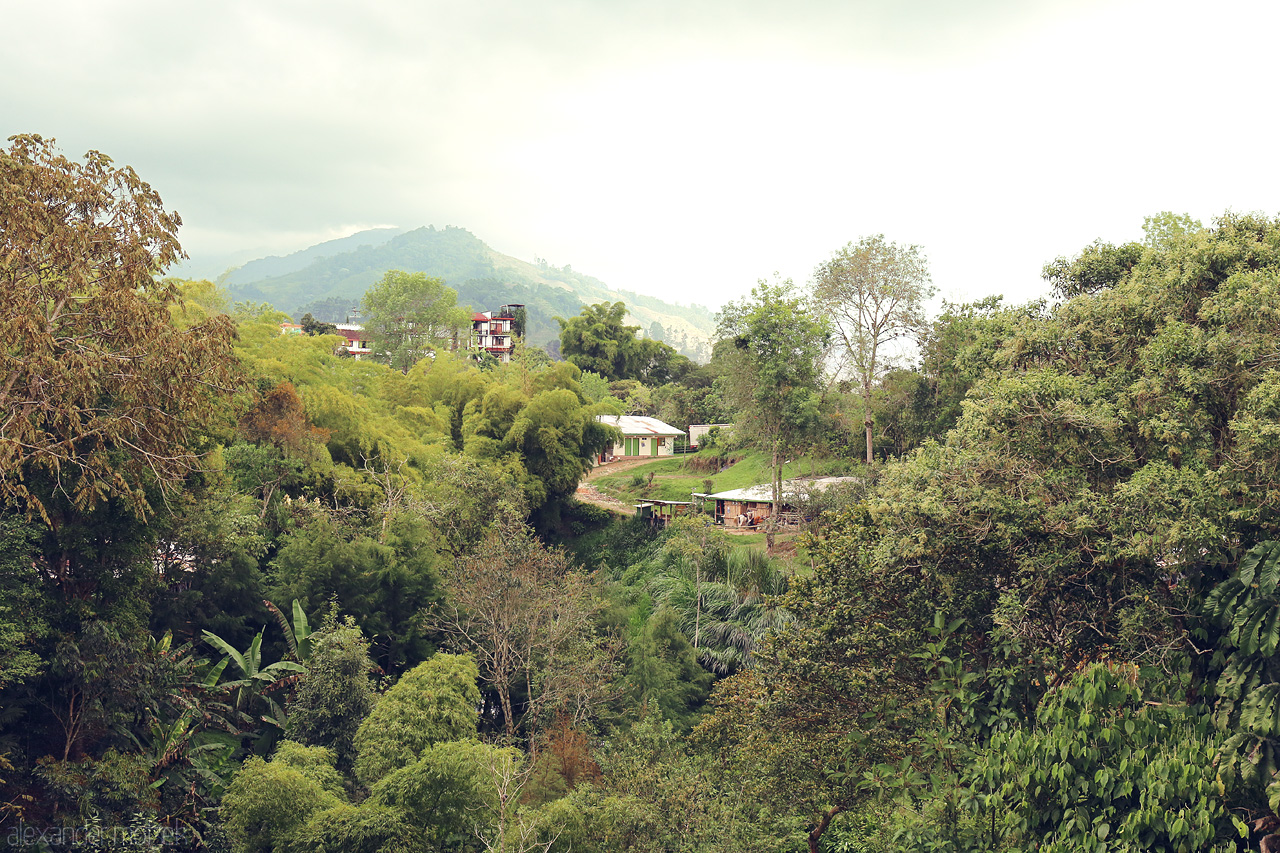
[5,136,1280,853]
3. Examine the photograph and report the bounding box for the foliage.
[557,301,689,384]
[284,618,377,772]
[621,609,713,730]
[1041,239,1143,300]
[1142,210,1204,249]
[351,653,481,786]
[716,277,828,512]
[268,511,442,673]
[1206,540,1280,810]
[291,802,422,853]
[646,525,793,676]
[695,506,935,851]
[812,234,934,463]
[219,748,344,853]
[238,382,329,463]
[368,740,519,852]
[202,626,306,743]
[360,269,471,371]
[0,134,238,521]
[299,312,338,336]
[971,663,1243,853]
[429,519,615,742]
[0,517,45,690]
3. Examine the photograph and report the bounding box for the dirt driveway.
[582,457,658,482]
[574,458,663,515]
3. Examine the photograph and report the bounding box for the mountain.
[222,227,404,285]
[221,226,716,361]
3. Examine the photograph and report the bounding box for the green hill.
[222,225,715,359]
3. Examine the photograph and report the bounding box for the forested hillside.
[222,225,716,360]
[7,137,1280,853]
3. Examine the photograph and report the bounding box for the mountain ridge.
[222,226,715,361]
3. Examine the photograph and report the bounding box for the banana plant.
[264,598,315,664]
[201,627,306,728]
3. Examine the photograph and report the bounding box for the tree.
[557,302,639,380]
[220,746,344,853]
[1041,239,1143,300]
[556,301,687,384]
[716,277,827,513]
[361,269,470,371]
[975,663,1241,852]
[351,653,481,786]
[0,134,238,522]
[1142,210,1204,249]
[812,235,934,463]
[202,626,306,738]
[428,519,613,742]
[284,618,378,772]
[368,740,522,851]
[299,312,338,336]
[268,512,443,673]
[458,363,619,524]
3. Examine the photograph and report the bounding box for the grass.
[593,450,858,503]
[590,450,852,570]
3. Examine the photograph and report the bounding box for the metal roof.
[707,476,861,503]
[595,415,685,436]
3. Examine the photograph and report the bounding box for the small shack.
[634,500,693,528]
[697,477,861,527]
[595,415,685,462]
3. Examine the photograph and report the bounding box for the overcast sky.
[5,0,1278,310]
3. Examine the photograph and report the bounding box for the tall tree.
[812,235,934,463]
[0,134,238,521]
[557,301,639,380]
[716,277,827,513]
[428,519,613,743]
[361,269,470,371]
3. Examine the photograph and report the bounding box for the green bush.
[220,754,344,853]
[352,653,480,786]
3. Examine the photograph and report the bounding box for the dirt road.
[574,482,636,516]
[582,457,658,482]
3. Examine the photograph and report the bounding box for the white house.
[594,415,684,461]
[471,304,522,363]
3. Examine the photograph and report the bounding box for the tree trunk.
[808,804,844,853]
[864,413,873,465]
[771,434,781,509]
[498,683,516,742]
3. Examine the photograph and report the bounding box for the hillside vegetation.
[223,225,715,359]
[10,137,1280,853]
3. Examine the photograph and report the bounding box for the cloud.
[4,0,1278,310]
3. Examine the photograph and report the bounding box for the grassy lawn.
[591,451,850,569]
[592,451,774,503]
[593,450,858,503]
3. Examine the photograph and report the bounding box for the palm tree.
[647,547,794,675]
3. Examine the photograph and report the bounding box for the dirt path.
[574,482,636,516]
[582,457,659,482]
[574,458,668,515]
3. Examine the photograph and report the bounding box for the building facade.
[594,415,685,462]
[334,323,373,358]
[471,304,523,364]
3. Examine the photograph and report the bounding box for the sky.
[4,0,1279,311]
